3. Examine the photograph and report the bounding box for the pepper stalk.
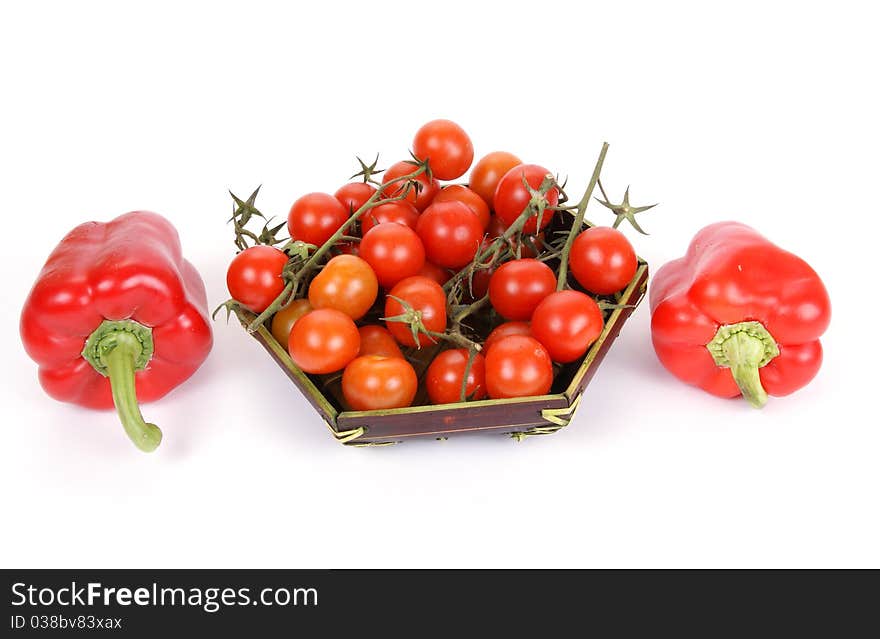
[81,320,162,452]
[706,322,780,408]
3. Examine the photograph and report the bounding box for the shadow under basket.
[236,262,648,446]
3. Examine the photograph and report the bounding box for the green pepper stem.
[706,321,780,409]
[100,332,162,452]
[82,319,160,452]
[721,333,769,408]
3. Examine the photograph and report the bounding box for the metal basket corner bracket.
[325,421,399,447]
[509,394,583,442]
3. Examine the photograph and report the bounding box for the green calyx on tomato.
[383,276,448,349]
[493,164,559,235]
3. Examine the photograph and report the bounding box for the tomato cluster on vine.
[224,120,643,412]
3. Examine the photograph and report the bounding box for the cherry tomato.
[360,200,420,236]
[270,298,312,349]
[384,276,447,347]
[484,335,553,399]
[412,119,474,181]
[307,254,378,320]
[226,245,288,313]
[569,226,638,295]
[358,325,404,359]
[342,355,418,411]
[288,309,360,374]
[433,185,490,230]
[484,321,531,355]
[469,151,522,207]
[288,192,349,247]
[334,182,377,214]
[488,258,557,321]
[418,261,452,286]
[493,164,559,234]
[382,161,440,211]
[425,349,487,404]
[416,201,483,269]
[359,222,425,289]
[530,290,604,363]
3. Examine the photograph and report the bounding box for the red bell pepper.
[20,211,213,451]
[650,222,830,408]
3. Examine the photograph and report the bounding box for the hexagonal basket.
[234,259,648,446]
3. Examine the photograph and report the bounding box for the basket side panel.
[336,395,570,442]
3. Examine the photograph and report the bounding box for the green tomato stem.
[556,142,609,291]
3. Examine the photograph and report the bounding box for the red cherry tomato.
[342,355,418,411]
[469,151,522,207]
[334,182,377,214]
[416,201,483,269]
[569,227,638,295]
[384,276,447,348]
[412,119,474,181]
[270,298,312,349]
[488,258,557,321]
[484,335,554,399]
[425,349,487,404]
[433,184,490,230]
[359,222,425,289]
[358,325,404,359]
[418,261,452,286]
[307,254,378,320]
[288,309,360,374]
[360,200,420,236]
[484,321,531,355]
[226,245,288,313]
[288,192,350,247]
[382,161,440,211]
[493,164,559,234]
[530,290,604,363]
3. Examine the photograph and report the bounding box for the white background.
[1,1,877,568]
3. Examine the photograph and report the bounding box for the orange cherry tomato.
[342,355,418,410]
[308,254,378,320]
[288,309,360,374]
[469,151,522,207]
[270,298,312,349]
